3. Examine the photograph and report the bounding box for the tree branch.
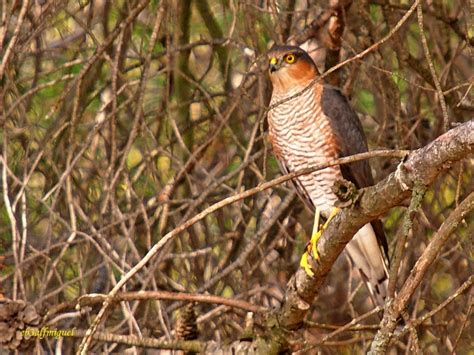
[78,149,407,354]
[269,119,473,350]
[73,330,204,352]
[76,290,267,314]
[79,120,472,354]
[369,190,474,354]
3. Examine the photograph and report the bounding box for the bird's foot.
[300,207,340,277]
[300,229,322,277]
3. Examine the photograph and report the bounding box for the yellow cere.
[269,57,277,65]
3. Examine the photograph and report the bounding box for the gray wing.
[320,86,374,188]
[320,86,388,257]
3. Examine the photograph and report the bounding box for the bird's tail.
[345,223,389,307]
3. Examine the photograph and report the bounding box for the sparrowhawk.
[267,45,389,306]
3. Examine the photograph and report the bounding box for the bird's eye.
[284,54,295,64]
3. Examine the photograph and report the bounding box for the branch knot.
[332,179,359,208]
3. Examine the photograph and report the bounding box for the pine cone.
[0,298,41,351]
[175,303,198,340]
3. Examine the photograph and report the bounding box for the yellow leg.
[300,207,340,277]
[311,206,321,238]
[321,207,340,230]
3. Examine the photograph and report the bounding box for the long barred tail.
[345,223,389,307]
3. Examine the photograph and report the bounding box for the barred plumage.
[269,84,341,212]
[268,45,389,307]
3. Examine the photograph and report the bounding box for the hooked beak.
[269,57,279,73]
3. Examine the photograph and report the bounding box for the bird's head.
[267,45,319,93]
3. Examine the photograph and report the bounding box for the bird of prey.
[267,45,389,306]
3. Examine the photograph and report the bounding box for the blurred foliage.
[0,0,472,353]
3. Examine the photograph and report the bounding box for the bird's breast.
[268,85,342,214]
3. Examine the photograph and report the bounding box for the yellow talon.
[300,228,322,277]
[301,207,340,277]
[300,251,315,277]
[310,229,322,260]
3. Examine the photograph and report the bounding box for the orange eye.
[284,54,295,64]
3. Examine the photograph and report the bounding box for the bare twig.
[78,149,409,353]
[77,290,267,314]
[74,330,204,352]
[370,191,474,354]
[417,3,449,131]
[269,0,421,111]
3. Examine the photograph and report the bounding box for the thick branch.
[79,121,472,354]
[273,120,473,338]
[78,150,407,354]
